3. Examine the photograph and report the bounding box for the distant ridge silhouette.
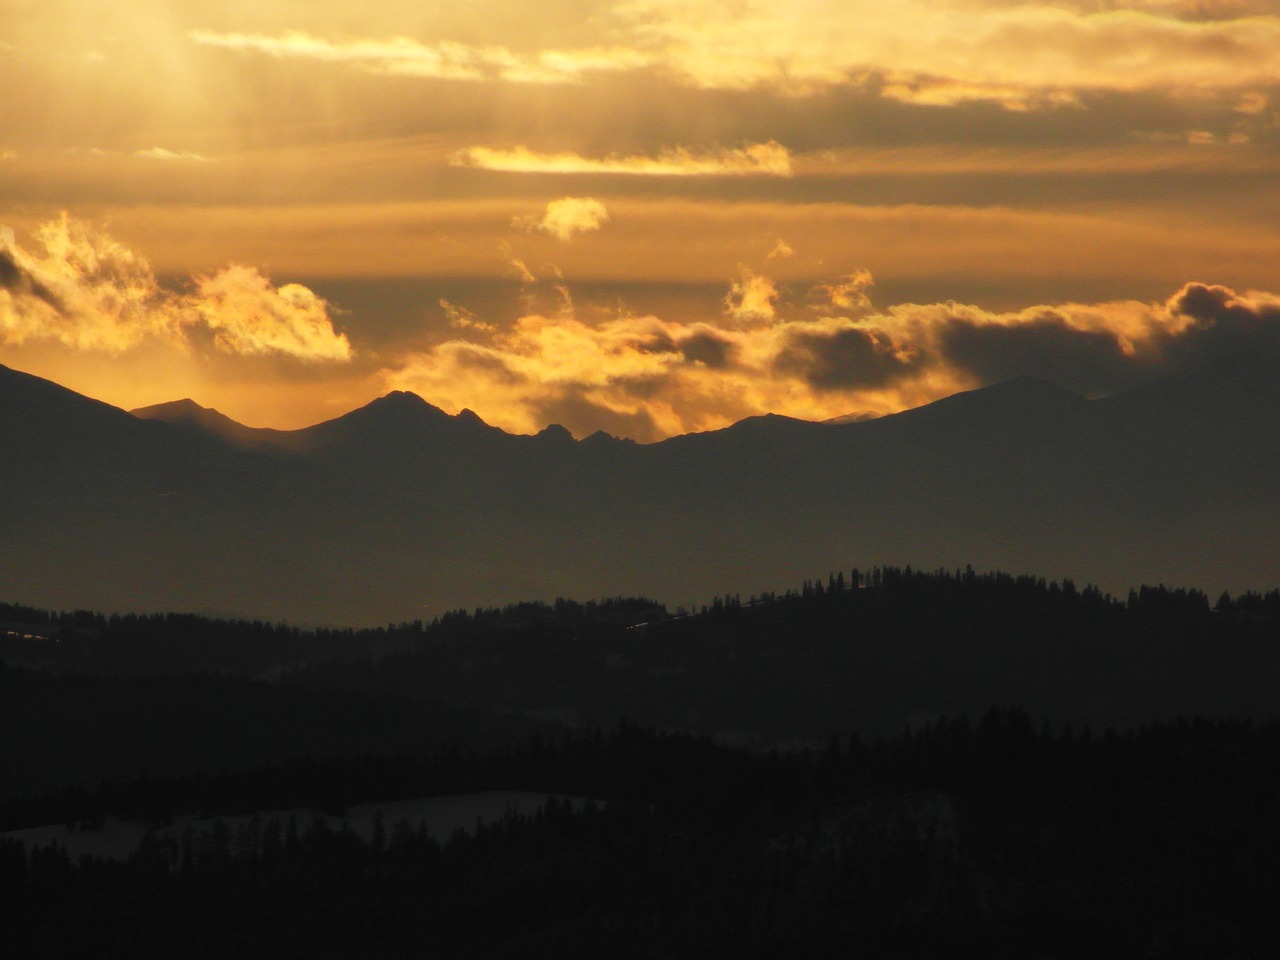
[1,351,1277,625]
[131,398,294,451]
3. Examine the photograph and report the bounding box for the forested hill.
[292,566,1280,740]
[6,567,1280,748]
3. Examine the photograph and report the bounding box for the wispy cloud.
[135,147,213,162]
[74,147,214,162]
[620,0,1280,105]
[452,142,792,176]
[188,6,1280,115]
[189,29,650,84]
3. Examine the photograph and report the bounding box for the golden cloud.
[187,265,353,361]
[450,142,792,176]
[619,0,1280,103]
[440,299,496,333]
[386,270,1280,441]
[516,197,610,240]
[724,267,779,325]
[1,215,169,352]
[814,271,875,313]
[0,215,351,362]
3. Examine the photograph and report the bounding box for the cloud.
[135,147,212,162]
[766,239,794,261]
[386,269,1280,441]
[724,268,779,325]
[878,78,1083,112]
[186,265,352,361]
[440,299,496,333]
[936,312,1138,394]
[0,215,170,352]
[74,147,214,162]
[153,5,1280,145]
[186,5,1280,106]
[451,142,792,176]
[814,271,875,314]
[189,29,650,85]
[517,197,610,240]
[619,0,1280,106]
[0,215,351,361]
[1162,280,1280,360]
[498,243,538,284]
[775,322,924,391]
[1233,90,1271,114]
[678,328,736,368]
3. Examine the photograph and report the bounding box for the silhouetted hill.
[866,374,1087,430]
[1,363,162,463]
[1,352,1278,624]
[131,398,295,451]
[6,568,1279,745]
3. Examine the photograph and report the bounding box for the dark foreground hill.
[6,719,1280,959]
[2,349,1279,624]
[4,570,1280,957]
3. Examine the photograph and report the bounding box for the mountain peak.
[132,398,212,419]
[535,423,575,443]
[369,390,438,411]
[344,391,451,425]
[582,429,628,446]
[723,412,818,436]
[296,389,497,453]
[129,397,292,450]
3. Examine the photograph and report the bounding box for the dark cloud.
[0,248,64,312]
[939,311,1138,395]
[613,372,671,400]
[932,284,1280,397]
[631,331,679,354]
[448,345,526,384]
[1169,282,1273,327]
[678,329,736,368]
[1164,282,1280,364]
[0,249,20,289]
[774,325,921,391]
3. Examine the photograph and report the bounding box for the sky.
[2,0,1279,440]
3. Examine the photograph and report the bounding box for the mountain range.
[2,351,1278,625]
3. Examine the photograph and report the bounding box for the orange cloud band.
[387,275,1280,441]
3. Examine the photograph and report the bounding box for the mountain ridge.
[2,353,1277,625]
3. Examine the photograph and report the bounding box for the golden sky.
[3,0,1279,438]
